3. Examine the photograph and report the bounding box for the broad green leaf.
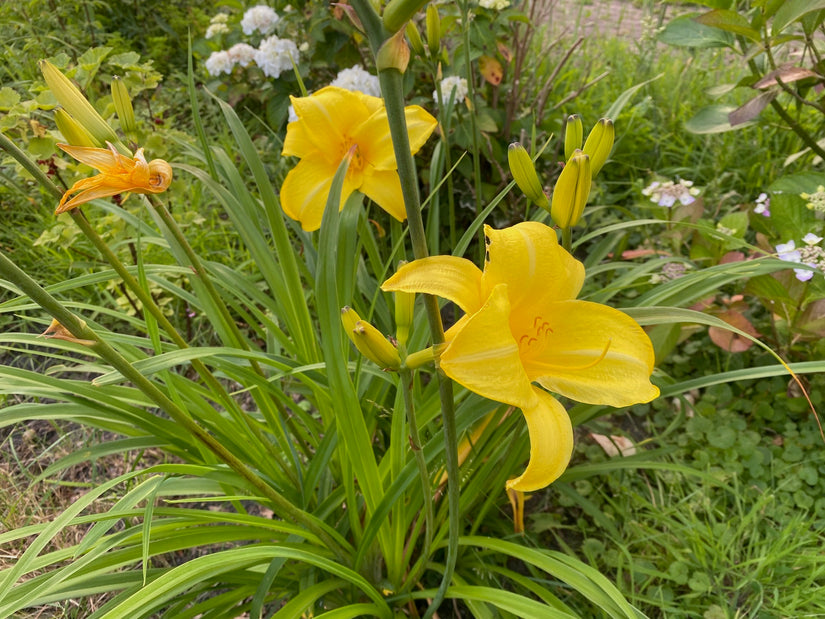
[604,73,664,121]
[658,14,735,48]
[0,87,21,111]
[772,0,825,35]
[685,104,756,134]
[763,192,817,242]
[696,9,761,41]
[768,173,825,194]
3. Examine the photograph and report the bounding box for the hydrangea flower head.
[642,178,700,208]
[205,51,234,76]
[241,5,280,35]
[801,185,825,213]
[254,35,300,79]
[331,65,381,98]
[228,43,257,67]
[479,0,510,9]
[434,76,469,105]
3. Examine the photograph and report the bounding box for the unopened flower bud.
[341,307,401,370]
[54,108,97,147]
[393,282,415,348]
[40,59,117,148]
[405,21,425,57]
[582,118,614,177]
[111,76,137,136]
[508,143,549,210]
[376,28,410,73]
[564,114,582,161]
[382,0,429,34]
[551,151,591,229]
[426,4,441,55]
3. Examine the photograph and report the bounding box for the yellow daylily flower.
[382,222,659,491]
[280,86,437,231]
[55,142,173,215]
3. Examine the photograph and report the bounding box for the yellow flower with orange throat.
[280,86,437,231]
[382,222,659,492]
[55,142,172,215]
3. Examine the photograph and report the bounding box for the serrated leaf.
[685,104,756,133]
[658,14,735,48]
[728,91,775,126]
[744,274,794,304]
[772,0,825,35]
[761,192,817,242]
[109,51,142,68]
[768,172,825,194]
[696,9,761,41]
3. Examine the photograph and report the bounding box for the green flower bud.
[405,20,425,57]
[564,114,582,161]
[393,275,415,348]
[551,151,591,229]
[426,4,441,55]
[582,118,614,177]
[383,0,429,34]
[341,307,401,370]
[111,76,137,136]
[54,108,97,147]
[40,59,118,148]
[508,143,549,210]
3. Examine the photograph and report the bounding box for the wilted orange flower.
[55,142,172,214]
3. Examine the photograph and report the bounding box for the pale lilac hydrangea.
[434,76,468,105]
[241,5,280,35]
[331,65,381,98]
[254,35,300,78]
[776,236,825,282]
[205,50,234,76]
[642,179,700,208]
[754,192,770,217]
[228,43,257,67]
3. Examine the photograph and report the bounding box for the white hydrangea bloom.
[210,13,229,24]
[205,50,234,76]
[434,76,468,105]
[287,105,298,123]
[241,5,280,36]
[479,0,510,9]
[228,43,257,67]
[206,23,230,39]
[254,35,300,79]
[331,65,381,97]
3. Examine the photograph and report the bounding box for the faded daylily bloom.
[281,86,437,231]
[382,222,659,491]
[55,142,173,214]
[40,318,96,346]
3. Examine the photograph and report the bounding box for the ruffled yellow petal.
[440,284,535,409]
[284,87,371,161]
[351,104,437,171]
[506,387,574,492]
[58,142,132,174]
[381,256,484,315]
[280,157,358,231]
[56,175,137,213]
[359,169,406,221]
[482,223,585,329]
[528,300,659,407]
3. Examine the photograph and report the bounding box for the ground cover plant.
[1,0,825,617]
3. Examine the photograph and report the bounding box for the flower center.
[517,315,553,360]
[343,140,365,174]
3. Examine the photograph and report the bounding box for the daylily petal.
[284,87,371,161]
[440,284,535,409]
[280,157,358,231]
[58,142,133,174]
[481,223,584,332]
[529,300,659,406]
[359,168,406,222]
[382,256,484,315]
[56,176,134,213]
[353,105,437,171]
[506,387,574,492]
